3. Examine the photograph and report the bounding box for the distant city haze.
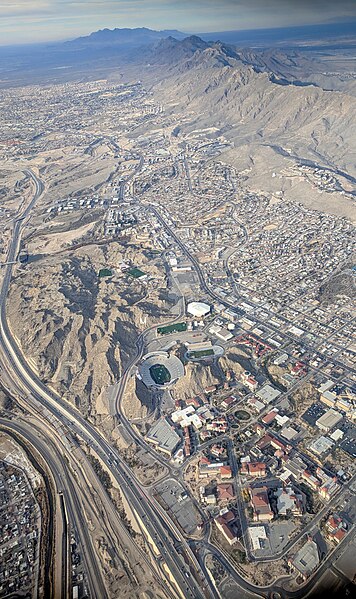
[1,0,356,45]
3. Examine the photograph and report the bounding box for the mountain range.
[0,27,355,216]
[1,22,355,85]
[65,27,187,48]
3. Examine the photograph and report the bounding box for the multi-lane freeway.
[0,169,213,599]
[0,166,353,599]
[0,417,107,599]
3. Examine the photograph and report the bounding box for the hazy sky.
[1,0,356,45]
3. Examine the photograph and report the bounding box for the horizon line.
[1,18,355,49]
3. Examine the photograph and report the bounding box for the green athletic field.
[149,364,171,385]
[157,322,187,335]
[188,348,214,358]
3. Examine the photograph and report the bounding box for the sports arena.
[138,351,184,388]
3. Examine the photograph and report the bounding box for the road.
[0,417,106,599]
[0,169,212,599]
[0,167,353,599]
[139,196,356,594]
[147,200,355,376]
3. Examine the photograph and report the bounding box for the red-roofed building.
[325,513,347,544]
[248,462,267,477]
[333,528,347,544]
[211,444,225,458]
[215,511,237,545]
[257,434,274,449]
[253,423,265,435]
[256,432,291,455]
[274,449,285,458]
[205,385,217,394]
[270,438,288,452]
[240,462,266,477]
[246,376,258,392]
[221,396,236,409]
[250,486,273,522]
[186,396,201,408]
[183,426,191,457]
[262,410,278,425]
[326,514,342,533]
[291,362,307,377]
[220,465,233,479]
[217,483,235,501]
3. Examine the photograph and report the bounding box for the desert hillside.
[149,44,356,180]
[7,240,171,419]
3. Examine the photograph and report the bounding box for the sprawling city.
[0,2,355,599]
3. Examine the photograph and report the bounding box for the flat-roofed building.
[330,429,344,442]
[301,470,320,491]
[185,340,213,352]
[221,307,240,323]
[316,409,343,432]
[320,390,337,408]
[248,397,265,413]
[216,327,234,342]
[145,418,181,456]
[273,353,288,366]
[336,398,353,413]
[172,406,195,423]
[289,539,320,580]
[275,414,290,427]
[309,435,334,457]
[280,426,299,441]
[256,384,281,404]
[318,380,335,394]
[248,526,267,551]
[187,301,211,318]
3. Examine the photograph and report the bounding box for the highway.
[0,421,57,598]
[0,167,353,599]
[0,169,212,599]
[0,417,107,599]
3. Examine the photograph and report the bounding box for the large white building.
[316,409,343,432]
[171,406,203,430]
[187,301,211,318]
[248,526,267,551]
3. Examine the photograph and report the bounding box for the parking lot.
[155,478,201,535]
[253,521,296,558]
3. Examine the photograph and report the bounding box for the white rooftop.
[187,301,211,317]
[248,526,267,551]
[256,384,281,404]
